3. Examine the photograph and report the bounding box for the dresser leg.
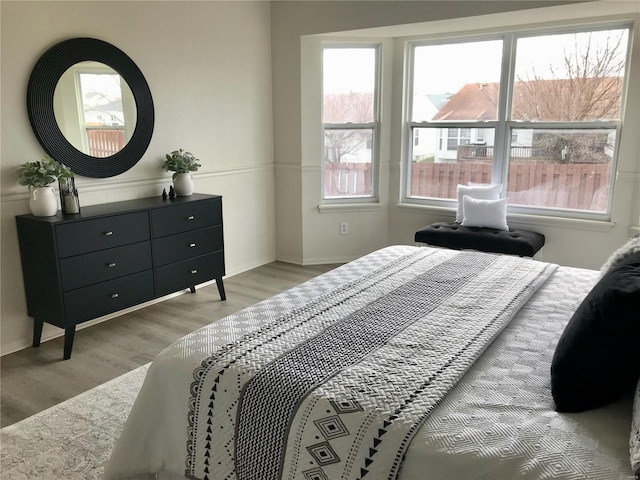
[216,277,226,301]
[63,326,76,360]
[190,286,196,293]
[32,318,44,347]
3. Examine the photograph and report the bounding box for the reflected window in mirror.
[27,37,154,178]
[54,62,137,158]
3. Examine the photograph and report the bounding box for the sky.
[323,28,629,96]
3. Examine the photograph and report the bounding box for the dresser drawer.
[153,226,223,267]
[63,270,154,325]
[56,211,150,258]
[151,198,221,238]
[60,241,152,291]
[155,251,224,297]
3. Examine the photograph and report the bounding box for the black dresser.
[16,193,225,359]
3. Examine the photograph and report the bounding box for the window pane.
[507,128,615,212]
[412,40,503,122]
[79,73,126,158]
[324,129,373,197]
[512,29,629,121]
[409,127,494,199]
[323,48,375,123]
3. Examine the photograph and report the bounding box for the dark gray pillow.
[551,251,640,412]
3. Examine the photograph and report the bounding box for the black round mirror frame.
[27,38,154,178]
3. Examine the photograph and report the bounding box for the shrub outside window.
[405,25,630,218]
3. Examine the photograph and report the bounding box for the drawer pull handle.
[111,293,119,299]
[104,231,114,236]
[108,262,117,268]
[189,243,196,248]
[190,269,198,274]
[187,215,195,220]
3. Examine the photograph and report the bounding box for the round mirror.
[53,62,137,158]
[27,38,154,178]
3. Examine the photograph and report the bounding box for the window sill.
[318,203,384,214]
[395,202,616,232]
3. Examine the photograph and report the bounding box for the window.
[405,25,630,217]
[322,45,379,200]
[78,72,126,158]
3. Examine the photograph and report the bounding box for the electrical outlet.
[340,222,349,235]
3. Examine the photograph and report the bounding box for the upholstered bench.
[415,222,545,257]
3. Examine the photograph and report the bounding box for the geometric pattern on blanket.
[186,249,556,480]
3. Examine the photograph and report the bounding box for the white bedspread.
[401,264,634,480]
[104,246,634,480]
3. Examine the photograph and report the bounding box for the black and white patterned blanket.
[184,248,556,480]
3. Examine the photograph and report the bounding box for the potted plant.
[17,155,74,216]
[162,149,201,197]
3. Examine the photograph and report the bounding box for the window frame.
[321,42,382,204]
[402,22,632,221]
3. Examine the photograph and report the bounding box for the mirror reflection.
[53,61,137,158]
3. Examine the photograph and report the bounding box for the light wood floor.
[0,261,340,428]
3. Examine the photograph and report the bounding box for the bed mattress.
[105,245,634,480]
[401,264,633,480]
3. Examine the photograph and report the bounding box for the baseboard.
[275,254,303,265]
[300,255,358,266]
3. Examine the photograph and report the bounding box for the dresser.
[16,193,225,359]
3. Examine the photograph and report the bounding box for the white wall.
[0,1,275,355]
[3,0,638,356]
[271,0,640,268]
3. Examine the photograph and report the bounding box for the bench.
[415,222,545,257]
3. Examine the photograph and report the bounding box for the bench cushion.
[415,222,545,257]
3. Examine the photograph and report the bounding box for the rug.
[0,363,149,479]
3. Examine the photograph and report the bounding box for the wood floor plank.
[0,261,339,427]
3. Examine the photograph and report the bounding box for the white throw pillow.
[456,184,501,223]
[600,233,640,276]
[461,195,509,231]
[632,379,640,476]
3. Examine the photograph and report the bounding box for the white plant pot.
[173,173,194,196]
[29,186,58,217]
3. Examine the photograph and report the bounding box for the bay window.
[405,25,630,218]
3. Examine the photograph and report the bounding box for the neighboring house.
[417,78,621,163]
[412,93,452,161]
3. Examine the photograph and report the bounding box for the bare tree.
[513,32,625,121]
[323,92,373,163]
[512,31,626,163]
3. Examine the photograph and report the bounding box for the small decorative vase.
[59,177,81,215]
[29,186,58,217]
[173,172,194,196]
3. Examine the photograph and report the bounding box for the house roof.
[425,93,454,111]
[432,83,498,121]
[431,77,622,121]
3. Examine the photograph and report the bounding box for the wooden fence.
[87,129,125,158]
[324,162,372,197]
[325,161,611,211]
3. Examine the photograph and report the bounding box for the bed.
[104,244,640,480]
